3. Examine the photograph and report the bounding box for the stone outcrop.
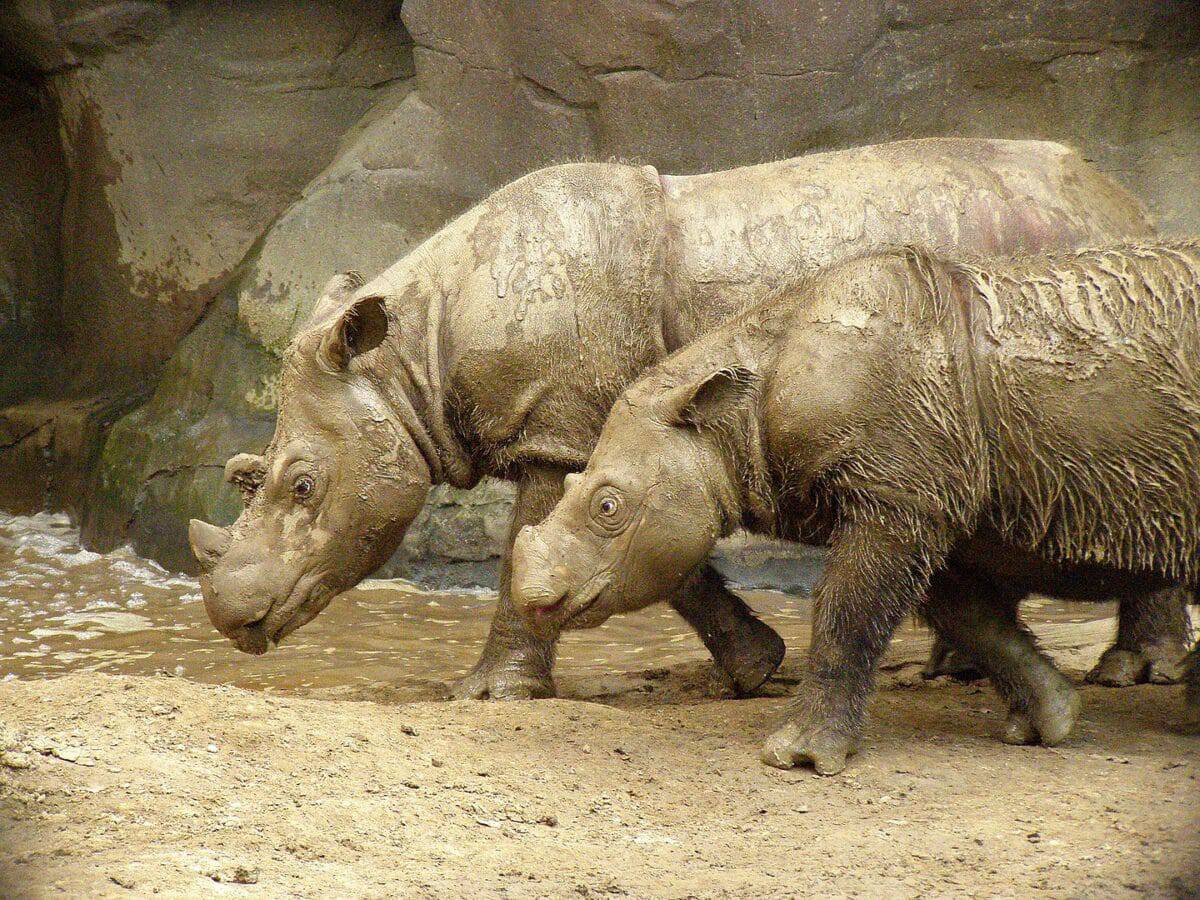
[0,1,1197,577]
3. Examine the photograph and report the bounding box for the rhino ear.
[309,271,367,324]
[225,453,266,505]
[663,365,760,433]
[319,294,390,370]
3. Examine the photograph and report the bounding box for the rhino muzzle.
[511,525,612,637]
[511,525,569,633]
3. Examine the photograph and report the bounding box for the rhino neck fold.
[682,331,778,537]
[372,254,479,492]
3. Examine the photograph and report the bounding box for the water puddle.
[0,512,1121,696]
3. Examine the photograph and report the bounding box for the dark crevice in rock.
[0,417,53,451]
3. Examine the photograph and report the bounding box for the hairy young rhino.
[511,241,1200,773]
[188,137,1189,699]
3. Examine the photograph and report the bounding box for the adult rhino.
[189,137,1189,699]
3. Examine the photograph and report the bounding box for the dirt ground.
[0,621,1197,899]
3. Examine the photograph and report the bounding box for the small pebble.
[208,864,259,885]
[1,751,31,770]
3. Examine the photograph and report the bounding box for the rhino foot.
[451,654,556,700]
[760,718,856,775]
[1086,645,1184,687]
[719,617,786,696]
[1001,672,1080,747]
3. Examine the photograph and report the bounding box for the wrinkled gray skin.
[512,242,1200,773]
[190,137,1187,698]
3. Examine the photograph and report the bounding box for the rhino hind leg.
[1086,587,1192,687]
[927,586,1192,686]
[672,565,785,695]
[924,570,1079,747]
[922,635,985,682]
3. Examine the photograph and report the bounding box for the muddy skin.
[512,241,1200,774]
[923,586,1193,686]
[192,138,1159,700]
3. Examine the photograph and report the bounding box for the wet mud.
[0,512,1128,700]
[0,513,1197,896]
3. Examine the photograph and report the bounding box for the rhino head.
[511,365,756,638]
[189,272,438,654]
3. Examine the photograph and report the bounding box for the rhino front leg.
[761,510,949,774]
[1086,587,1192,686]
[452,468,564,700]
[672,565,786,695]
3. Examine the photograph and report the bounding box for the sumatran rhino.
[188,137,1189,699]
[510,241,1200,773]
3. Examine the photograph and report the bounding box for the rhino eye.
[292,474,316,502]
[589,487,629,534]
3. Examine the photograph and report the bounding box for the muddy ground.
[0,615,1197,899]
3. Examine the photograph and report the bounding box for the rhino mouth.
[257,568,334,648]
[231,616,271,656]
[557,571,614,632]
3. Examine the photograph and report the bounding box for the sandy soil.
[1,625,1197,899]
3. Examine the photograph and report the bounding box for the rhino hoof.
[760,718,855,775]
[451,661,556,701]
[720,618,786,696]
[1002,675,1080,747]
[1087,647,1183,687]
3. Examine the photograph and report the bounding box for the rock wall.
[0,1,1198,578]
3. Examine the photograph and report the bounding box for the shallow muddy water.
[0,511,1121,695]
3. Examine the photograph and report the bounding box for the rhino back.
[661,137,1154,344]
[440,162,668,472]
[437,141,1153,477]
